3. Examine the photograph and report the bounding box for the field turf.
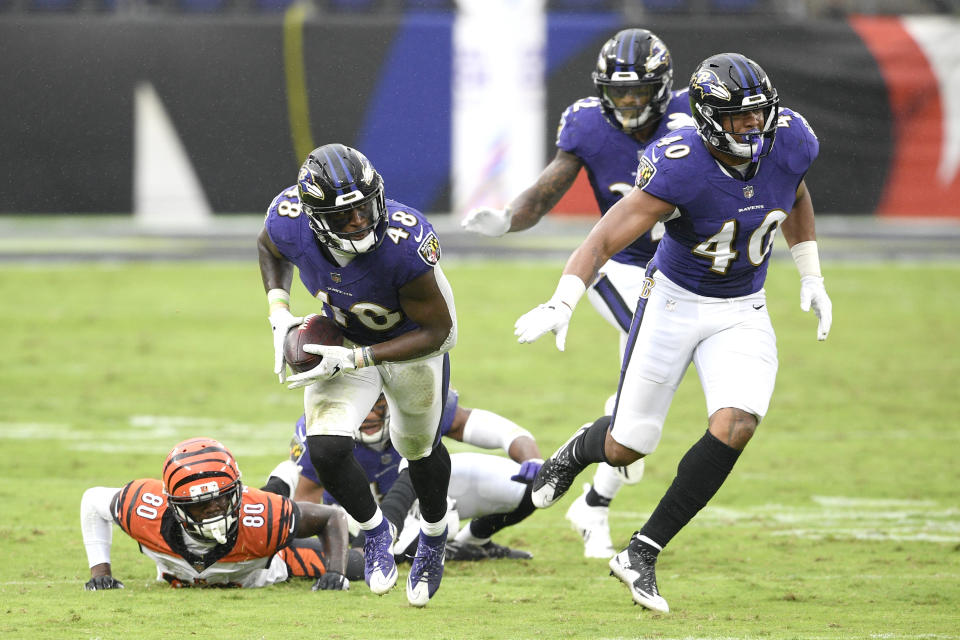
[1,259,958,639]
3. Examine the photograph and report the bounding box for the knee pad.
[306,434,355,480]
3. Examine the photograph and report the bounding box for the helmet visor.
[599,81,665,131]
[305,199,377,237]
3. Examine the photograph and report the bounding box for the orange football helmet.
[162,437,243,544]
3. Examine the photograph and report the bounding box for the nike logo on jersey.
[753,304,765,310]
[413,226,424,242]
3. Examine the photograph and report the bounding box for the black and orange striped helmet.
[162,437,243,544]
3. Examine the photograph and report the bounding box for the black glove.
[312,571,349,591]
[84,575,124,591]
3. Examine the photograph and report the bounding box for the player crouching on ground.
[81,437,351,591]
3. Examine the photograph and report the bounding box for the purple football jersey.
[290,388,460,502]
[556,90,692,266]
[636,107,819,297]
[265,188,442,345]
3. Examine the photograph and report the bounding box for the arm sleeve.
[460,409,534,455]
[80,487,120,568]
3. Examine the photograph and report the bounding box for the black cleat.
[608,534,669,612]
[531,424,590,508]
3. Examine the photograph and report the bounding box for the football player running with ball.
[514,53,832,612]
[462,28,691,559]
[257,144,457,607]
[80,438,351,590]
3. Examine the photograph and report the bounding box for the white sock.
[421,517,447,538]
[357,509,384,532]
[592,463,625,500]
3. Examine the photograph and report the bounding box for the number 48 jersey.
[265,186,442,346]
[637,107,819,298]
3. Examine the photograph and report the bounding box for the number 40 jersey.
[638,106,819,298]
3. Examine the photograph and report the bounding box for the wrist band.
[353,346,375,369]
[552,274,587,311]
[790,241,822,279]
[267,288,291,312]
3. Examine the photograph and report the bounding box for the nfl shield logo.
[331,273,341,283]
[743,185,754,199]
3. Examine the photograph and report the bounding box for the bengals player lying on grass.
[80,437,353,591]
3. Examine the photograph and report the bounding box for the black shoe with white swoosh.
[608,534,669,612]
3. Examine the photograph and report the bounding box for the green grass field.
[1,259,958,640]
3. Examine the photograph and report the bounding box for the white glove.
[286,344,357,389]
[514,301,573,351]
[269,308,304,383]
[799,275,832,341]
[461,207,511,237]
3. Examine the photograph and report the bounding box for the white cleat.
[364,521,398,595]
[565,484,616,559]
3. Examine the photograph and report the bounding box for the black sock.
[639,430,741,548]
[467,485,536,539]
[380,469,416,532]
[407,440,451,523]
[571,415,611,465]
[585,485,611,508]
[307,434,377,523]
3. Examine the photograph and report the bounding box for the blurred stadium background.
[1,0,958,243]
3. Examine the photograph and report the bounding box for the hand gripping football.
[283,314,344,373]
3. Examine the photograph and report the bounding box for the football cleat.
[480,541,533,560]
[608,535,669,613]
[363,519,398,595]
[406,528,447,607]
[531,425,590,508]
[566,484,616,559]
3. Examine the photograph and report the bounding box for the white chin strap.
[329,228,376,254]
[616,104,655,131]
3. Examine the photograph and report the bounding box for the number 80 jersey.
[112,479,298,588]
[638,107,819,298]
[265,186,441,346]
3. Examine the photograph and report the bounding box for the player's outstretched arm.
[81,487,124,591]
[295,502,350,582]
[461,150,582,236]
[781,180,832,341]
[448,407,542,463]
[515,187,671,350]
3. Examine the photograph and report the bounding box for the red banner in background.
[851,15,960,218]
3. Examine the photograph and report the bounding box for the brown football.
[283,314,345,374]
